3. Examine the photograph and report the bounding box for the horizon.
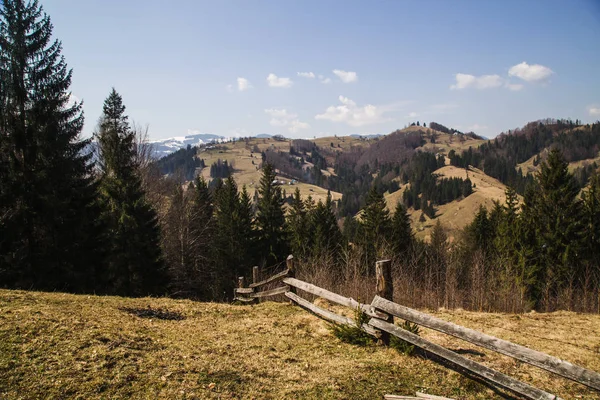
[44,0,600,140]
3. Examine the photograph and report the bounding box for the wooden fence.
[233,255,600,400]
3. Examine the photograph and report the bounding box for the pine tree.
[359,187,392,272]
[255,163,288,266]
[287,188,310,259]
[0,0,102,291]
[96,89,165,296]
[467,205,493,253]
[581,172,600,270]
[312,192,344,259]
[520,148,584,309]
[391,201,413,256]
[189,176,217,299]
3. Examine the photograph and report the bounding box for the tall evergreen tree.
[391,201,413,256]
[287,188,311,259]
[520,148,584,309]
[312,192,344,259]
[96,89,165,296]
[0,0,101,291]
[359,187,392,272]
[581,172,600,271]
[213,176,256,296]
[255,163,287,266]
[467,205,494,254]
[189,176,217,299]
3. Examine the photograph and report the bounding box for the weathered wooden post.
[252,266,260,303]
[375,259,393,345]
[286,255,296,303]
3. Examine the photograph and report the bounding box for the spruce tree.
[467,205,493,254]
[287,188,310,259]
[213,177,256,296]
[359,187,392,272]
[189,176,217,299]
[520,148,584,309]
[581,172,600,270]
[312,192,344,259]
[96,89,165,296]
[391,201,413,256]
[255,163,287,266]
[0,0,101,291]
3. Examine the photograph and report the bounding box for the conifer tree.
[189,176,217,299]
[391,201,413,256]
[287,188,311,259]
[520,148,584,309]
[312,192,344,259]
[581,172,600,270]
[0,0,102,291]
[255,163,288,265]
[96,89,164,296]
[467,205,494,254]
[359,187,392,272]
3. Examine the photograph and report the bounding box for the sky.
[44,0,600,140]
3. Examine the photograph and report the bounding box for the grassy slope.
[1,290,599,399]
[198,138,342,203]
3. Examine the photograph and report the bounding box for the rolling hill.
[154,120,600,240]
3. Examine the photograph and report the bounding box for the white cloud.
[332,69,358,83]
[505,83,524,91]
[297,72,315,79]
[588,106,600,117]
[318,75,332,84]
[267,73,293,88]
[226,84,234,93]
[315,95,397,127]
[450,73,503,90]
[408,112,419,118]
[237,77,252,91]
[264,108,309,133]
[508,62,553,82]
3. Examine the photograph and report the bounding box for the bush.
[329,307,375,347]
[390,320,420,355]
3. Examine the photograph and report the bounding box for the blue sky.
[44,0,600,140]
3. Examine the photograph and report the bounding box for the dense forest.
[1,0,599,313]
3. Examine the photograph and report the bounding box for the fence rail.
[233,255,600,400]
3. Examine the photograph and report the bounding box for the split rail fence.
[234,255,600,400]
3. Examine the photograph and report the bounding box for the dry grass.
[1,290,600,399]
[383,165,517,241]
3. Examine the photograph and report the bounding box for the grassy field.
[1,290,599,399]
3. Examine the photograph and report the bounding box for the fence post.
[252,266,260,303]
[286,255,296,303]
[238,276,245,290]
[375,259,393,345]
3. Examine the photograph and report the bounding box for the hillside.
[2,290,600,399]
[385,165,514,241]
[196,138,342,203]
[153,120,600,240]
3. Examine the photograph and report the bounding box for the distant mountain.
[150,133,224,158]
[255,134,273,139]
